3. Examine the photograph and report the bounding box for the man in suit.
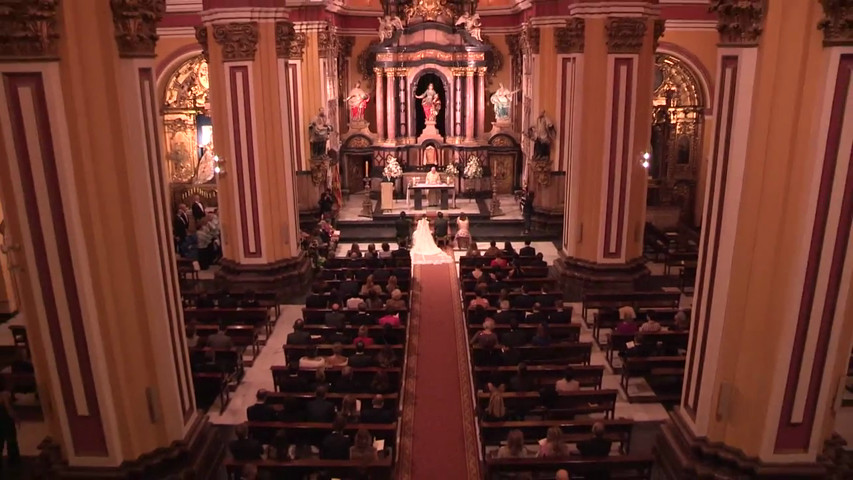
[360,394,395,424]
[350,303,374,326]
[324,304,346,329]
[392,241,409,258]
[173,204,189,251]
[577,422,613,456]
[332,366,360,393]
[494,300,517,325]
[191,194,206,223]
[512,285,536,309]
[508,363,536,392]
[394,212,412,246]
[522,190,534,234]
[320,415,351,460]
[278,362,308,392]
[246,389,277,443]
[348,341,374,367]
[229,423,263,461]
[433,211,448,246]
[206,324,233,349]
[305,385,336,423]
[218,291,237,308]
[549,298,572,324]
[525,303,549,324]
[286,319,312,345]
[500,319,528,347]
[519,240,536,257]
[339,272,360,299]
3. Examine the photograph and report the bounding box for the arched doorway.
[647,53,706,226]
[161,54,218,209]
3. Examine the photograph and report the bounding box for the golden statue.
[405,0,454,23]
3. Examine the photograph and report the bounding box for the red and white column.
[386,70,396,143]
[375,68,385,140]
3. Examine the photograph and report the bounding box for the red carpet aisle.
[398,262,481,480]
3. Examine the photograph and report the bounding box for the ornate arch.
[656,42,713,114]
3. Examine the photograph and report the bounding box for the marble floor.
[337,192,523,221]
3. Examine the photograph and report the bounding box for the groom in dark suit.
[394,211,412,245]
[433,211,448,246]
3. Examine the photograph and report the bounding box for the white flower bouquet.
[444,162,459,177]
[382,157,403,181]
[463,156,483,179]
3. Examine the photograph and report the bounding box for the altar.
[409,183,456,210]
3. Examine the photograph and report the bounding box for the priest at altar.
[425,167,442,206]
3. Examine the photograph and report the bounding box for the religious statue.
[425,166,442,206]
[309,107,333,158]
[415,83,441,123]
[344,81,370,123]
[378,15,404,41]
[528,110,557,159]
[454,13,483,42]
[490,83,518,122]
[195,143,217,184]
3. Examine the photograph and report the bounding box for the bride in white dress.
[410,215,453,265]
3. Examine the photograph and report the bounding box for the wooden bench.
[462,277,557,292]
[581,291,681,320]
[183,307,273,336]
[194,324,262,359]
[484,455,654,480]
[473,365,605,390]
[463,292,564,308]
[325,257,411,268]
[477,390,618,419]
[224,457,393,480]
[460,256,546,267]
[479,419,635,455]
[246,421,397,447]
[181,290,282,316]
[264,392,400,411]
[467,323,581,342]
[663,251,698,276]
[606,332,689,367]
[301,307,410,325]
[620,356,686,403]
[192,370,231,414]
[321,278,412,293]
[270,366,402,392]
[472,343,592,366]
[283,343,404,361]
[465,306,574,323]
[303,325,407,344]
[459,265,550,277]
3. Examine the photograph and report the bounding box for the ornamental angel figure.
[490,83,519,121]
[414,83,441,122]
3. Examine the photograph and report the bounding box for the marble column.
[375,68,385,140]
[397,70,408,138]
[465,68,475,142]
[204,10,311,291]
[555,10,656,291]
[0,0,220,474]
[385,70,396,143]
[454,72,463,139]
[656,1,853,476]
[476,67,486,139]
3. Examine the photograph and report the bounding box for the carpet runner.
[397,262,481,479]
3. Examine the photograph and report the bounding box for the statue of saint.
[529,110,556,159]
[308,107,333,158]
[415,83,441,123]
[344,81,370,122]
[490,83,518,121]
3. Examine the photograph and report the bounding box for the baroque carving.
[404,0,455,23]
[110,0,165,58]
[605,17,647,54]
[653,18,666,51]
[818,0,853,46]
[710,0,765,47]
[318,25,338,58]
[357,40,380,81]
[556,18,585,54]
[0,0,60,60]
[338,35,355,58]
[275,21,301,59]
[212,22,259,62]
[163,54,209,110]
[521,24,540,55]
[195,25,209,61]
[482,35,503,85]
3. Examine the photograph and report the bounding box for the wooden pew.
[183,307,273,336]
[283,343,404,360]
[461,277,557,292]
[606,331,689,367]
[477,390,618,419]
[224,458,393,480]
[325,257,411,268]
[620,356,686,403]
[663,251,698,275]
[466,323,581,343]
[194,325,261,359]
[264,392,400,411]
[192,370,231,414]
[459,265,551,277]
[245,421,397,447]
[463,292,564,308]
[321,278,411,293]
[303,325,407,344]
[464,306,574,324]
[479,419,635,455]
[472,343,592,366]
[181,290,282,316]
[270,366,402,392]
[484,456,654,480]
[473,365,605,390]
[301,307,410,325]
[460,256,546,268]
[581,291,681,320]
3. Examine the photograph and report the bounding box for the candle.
[364,160,368,177]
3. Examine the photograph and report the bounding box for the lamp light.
[641,151,650,169]
[213,155,225,175]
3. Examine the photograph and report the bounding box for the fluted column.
[375,68,385,140]
[465,68,475,142]
[0,0,220,474]
[385,70,396,143]
[476,67,486,139]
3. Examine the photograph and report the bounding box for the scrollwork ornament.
[212,22,259,62]
[318,25,338,58]
[533,157,552,187]
[818,0,853,46]
[195,25,209,61]
[653,18,666,51]
[483,35,503,84]
[556,18,585,54]
[606,17,646,54]
[110,0,165,58]
[0,0,60,60]
[275,21,294,58]
[709,0,765,47]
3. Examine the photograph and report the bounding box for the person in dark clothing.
[525,303,549,325]
[348,341,375,368]
[494,300,517,325]
[394,212,412,246]
[339,272,360,299]
[508,363,537,392]
[218,291,238,308]
[333,366,360,393]
[350,303,374,326]
[500,319,528,348]
[319,189,335,220]
[287,319,312,345]
[512,285,536,309]
[240,290,260,308]
[522,190,534,234]
[320,415,351,460]
[305,385,336,423]
[324,304,346,329]
[549,298,572,323]
[246,389,277,444]
[577,421,613,457]
[278,362,309,392]
[360,394,395,424]
[433,211,448,245]
[229,423,263,460]
[0,376,20,470]
[519,240,536,257]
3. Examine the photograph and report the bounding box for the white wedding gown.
[410,218,453,265]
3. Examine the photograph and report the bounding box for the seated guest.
[392,241,409,258]
[672,310,690,331]
[348,341,375,368]
[350,428,378,461]
[496,429,533,458]
[326,288,343,308]
[324,303,346,329]
[555,369,580,392]
[287,319,312,345]
[320,415,351,460]
[229,423,263,460]
[385,275,399,293]
[311,367,331,391]
[484,240,501,257]
[195,293,215,308]
[519,240,536,257]
[361,394,395,424]
[240,290,260,308]
[347,243,362,258]
[501,345,522,366]
[614,312,639,335]
[549,299,572,324]
[360,275,382,296]
[469,291,491,309]
[639,312,662,333]
[327,327,350,345]
[507,259,526,279]
[345,293,363,310]
[218,291,238,308]
[471,318,499,348]
[508,362,536,392]
[246,389,276,422]
[186,324,201,348]
[353,325,375,346]
[339,272,360,298]
[490,252,509,268]
[531,324,552,347]
[494,300,517,325]
[206,323,233,349]
[305,287,328,308]
[385,289,407,311]
[377,305,401,327]
[556,470,570,480]
[370,369,392,394]
[351,303,374,326]
[538,426,570,458]
[333,366,359,393]
[468,265,486,283]
[525,302,549,324]
[376,343,399,368]
[365,290,384,310]
[534,288,553,307]
[268,430,292,461]
[279,362,308,392]
[618,305,637,322]
[622,334,656,358]
[502,241,517,258]
[299,345,326,370]
[465,243,481,257]
[576,421,613,457]
[306,385,336,423]
[378,242,392,259]
[500,319,528,348]
[488,271,508,293]
[340,394,361,423]
[373,267,390,283]
[325,343,349,367]
[512,285,536,309]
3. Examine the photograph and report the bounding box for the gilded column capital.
[275,21,304,59]
[605,17,647,54]
[109,0,165,58]
[394,67,408,77]
[450,67,466,77]
[212,22,259,62]
[465,66,475,76]
[373,67,383,75]
[384,69,395,77]
[0,0,60,61]
[653,18,666,51]
[477,67,487,76]
[195,25,209,61]
[710,0,765,47]
[818,0,853,47]
[556,18,585,54]
[318,25,338,58]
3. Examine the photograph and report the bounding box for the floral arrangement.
[382,156,403,181]
[463,155,483,179]
[444,162,459,177]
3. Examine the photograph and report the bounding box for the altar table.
[408,183,455,210]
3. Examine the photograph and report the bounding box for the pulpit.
[380,181,395,211]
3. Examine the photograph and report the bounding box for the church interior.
[0,0,850,478]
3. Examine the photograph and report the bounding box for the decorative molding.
[194,25,208,61]
[555,18,585,54]
[521,23,540,55]
[606,17,647,54]
[710,0,765,47]
[110,0,166,58]
[318,25,338,58]
[211,22,259,62]
[653,18,666,51]
[818,0,853,47]
[0,0,60,60]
